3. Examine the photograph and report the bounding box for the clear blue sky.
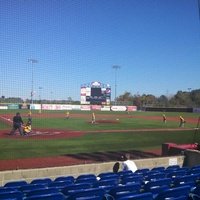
[0,0,200,101]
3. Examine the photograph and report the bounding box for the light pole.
[39,87,42,113]
[112,65,121,105]
[50,91,53,104]
[28,59,38,110]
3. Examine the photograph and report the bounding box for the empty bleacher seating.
[2,164,200,199]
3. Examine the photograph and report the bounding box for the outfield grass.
[0,110,199,160]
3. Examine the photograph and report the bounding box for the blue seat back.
[24,192,65,200]
[67,188,105,200]
[26,188,59,197]
[31,178,52,186]
[19,184,46,194]
[145,172,166,181]
[155,185,191,200]
[48,180,72,189]
[0,190,24,200]
[4,180,27,188]
[62,183,91,195]
[109,183,141,198]
[144,178,172,190]
[116,192,153,200]
[121,175,143,185]
[54,176,74,183]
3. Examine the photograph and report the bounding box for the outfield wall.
[0,104,137,112]
[0,156,184,186]
[1,104,200,113]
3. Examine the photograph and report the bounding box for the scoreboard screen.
[81,81,111,105]
[91,88,102,97]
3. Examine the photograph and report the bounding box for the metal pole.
[39,87,42,113]
[28,59,38,110]
[112,65,121,105]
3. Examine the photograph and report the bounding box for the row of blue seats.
[1,165,200,200]
[0,184,199,200]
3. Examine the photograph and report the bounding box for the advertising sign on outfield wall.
[111,106,127,112]
[0,106,7,110]
[81,105,91,111]
[71,105,81,110]
[91,105,102,110]
[101,106,111,111]
[8,104,19,109]
[33,104,41,110]
[41,104,72,110]
[127,106,137,111]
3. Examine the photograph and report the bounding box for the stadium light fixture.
[112,65,121,105]
[28,59,38,109]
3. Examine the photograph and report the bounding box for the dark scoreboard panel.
[86,88,106,104]
[81,82,111,105]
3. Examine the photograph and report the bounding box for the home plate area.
[29,130,62,136]
[22,129,86,139]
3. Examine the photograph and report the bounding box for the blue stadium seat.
[151,166,165,172]
[19,184,46,195]
[191,165,200,170]
[4,180,27,189]
[75,176,98,185]
[120,174,143,185]
[98,172,117,178]
[0,187,18,193]
[67,187,105,200]
[99,174,119,181]
[188,168,200,175]
[0,190,24,200]
[145,185,170,199]
[135,168,150,176]
[61,183,91,196]
[94,178,119,188]
[116,192,153,200]
[154,185,191,200]
[24,192,65,200]
[172,174,198,187]
[117,170,133,177]
[109,183,141,199]
[48,180,72,190]
[170,196,189,200]
[54,176,75,183]
[166,165,180,170]
[188,185,200,200]
[31,178,52,186]
[143,177,172,191]
[166,170,187,179]
[76,174,97,184]
[26,187,59,198]
[76,174,96,180]
[145,172,166,182]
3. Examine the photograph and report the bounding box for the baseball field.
[0,109,199,170]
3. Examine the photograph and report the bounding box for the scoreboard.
[81,81,111,105]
